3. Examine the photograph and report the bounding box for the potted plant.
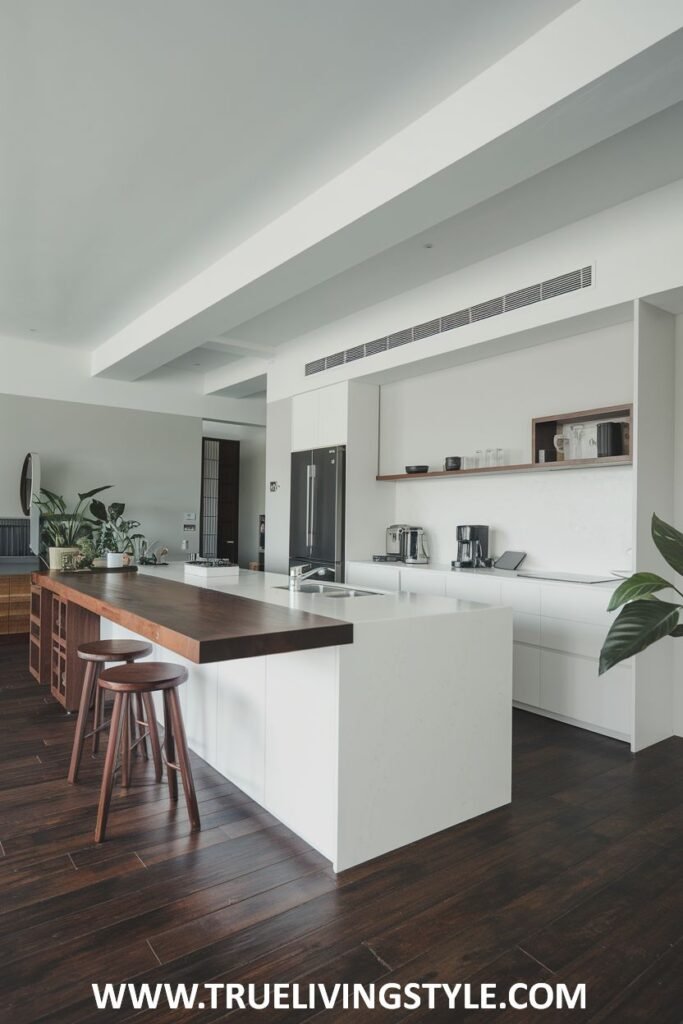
[90,499,146,568]
[34,486,112,570]
[600,514,683,673]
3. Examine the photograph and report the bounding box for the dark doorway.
[200,437,240,561]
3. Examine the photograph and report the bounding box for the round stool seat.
[77,639,153,663]
[99,661,188,693]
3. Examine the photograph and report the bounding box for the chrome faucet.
[289,564,334,591]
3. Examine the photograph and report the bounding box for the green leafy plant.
[34,486,113,549]
[90,499,145,555]
[599,514,683,674]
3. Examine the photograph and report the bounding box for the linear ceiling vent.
[305,264,593,376]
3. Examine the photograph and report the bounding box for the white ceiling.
[213,101,683,351]
[0,0,575,348]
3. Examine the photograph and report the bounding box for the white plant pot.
[92,557,107,568]
[48,546,79,571]
[106,552,124,568]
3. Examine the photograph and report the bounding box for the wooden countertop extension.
[34,571,353,663]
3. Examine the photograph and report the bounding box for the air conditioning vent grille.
[305,264,593,376]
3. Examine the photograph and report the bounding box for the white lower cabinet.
[513,643,541,706]
[399,568,446,596]
[346,561,400,591]
[446,573,501,605]
[347,562,631,743]
[539,649,631,739]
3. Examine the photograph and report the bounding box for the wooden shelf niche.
[532,404,632,467]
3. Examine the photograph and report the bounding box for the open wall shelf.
[376,454,632,481]
[377,403,633,481]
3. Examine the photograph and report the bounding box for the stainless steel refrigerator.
[289,446,345,581]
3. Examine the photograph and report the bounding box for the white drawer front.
[400,569,446,596]
[445,574,502,605]
[500,579,541,615]
[539,649,631,735]
[346,562,400,592]
[513,610,541,646]
[540,616,613,660]
[513,643,541,706]
[540,584,615,626]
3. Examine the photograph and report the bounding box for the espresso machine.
[452,525,490,568]
[374,524,429,563]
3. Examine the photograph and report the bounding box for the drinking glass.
[485,448,495,467]
[474,449,483,468]
[496,448,505,466]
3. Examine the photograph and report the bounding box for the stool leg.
[121,694,131,789]
[167,688,201,832]
[162,690,178,802]
[142,693,162,782]
[95,692,125,843]
[129,699,139,761]
[68,662,97,784]
[136,694,149,760]
[92,674,105,755]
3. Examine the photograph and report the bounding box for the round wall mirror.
[20,452,35,516]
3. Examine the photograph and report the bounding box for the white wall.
[202,420,266,567]
[672,314,683,735]
[264,398,292,574]
[0,393,201,559]
[379,323,634,571]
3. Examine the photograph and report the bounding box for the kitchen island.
[33,566,512,871]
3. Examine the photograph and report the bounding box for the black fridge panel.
[310,447,344,565]
[289,446,345,574]
[289,450,313,561]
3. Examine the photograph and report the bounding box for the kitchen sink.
[274,584,382,597]
[323,589,381,598]
[274,583,341,593]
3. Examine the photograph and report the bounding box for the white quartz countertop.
[350,559,623,591]
[137,563,503,624]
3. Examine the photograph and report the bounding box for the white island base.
[102,568,512,872]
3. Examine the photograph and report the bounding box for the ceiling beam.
[90,1,683,382]
[202,337,277,358]
[203,356,270,397]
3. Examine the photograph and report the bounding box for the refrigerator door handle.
[309,464,317,547]
[306,463,313,549]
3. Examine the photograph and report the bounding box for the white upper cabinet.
[291,383,348,451]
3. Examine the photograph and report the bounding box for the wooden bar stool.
[68,639,156,785]
[94,661,200,843]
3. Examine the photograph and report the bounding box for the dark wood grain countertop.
[33,571,353,663]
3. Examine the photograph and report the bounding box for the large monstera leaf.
[599,598,681,675]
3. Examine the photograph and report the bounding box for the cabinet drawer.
[540,585,615,626]
[540,616,620,661]
[346,562,400,592]
[500,579,541,615]
[513,610,541,646]
[513,643,541,706]
[539,649,631,736]
[400,569,446,597]
[445,573,501,605]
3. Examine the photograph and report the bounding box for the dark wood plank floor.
[2,639,683,1023]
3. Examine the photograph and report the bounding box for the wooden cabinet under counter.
[0,573,31,638]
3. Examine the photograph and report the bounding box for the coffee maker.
[453,525,490,568]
